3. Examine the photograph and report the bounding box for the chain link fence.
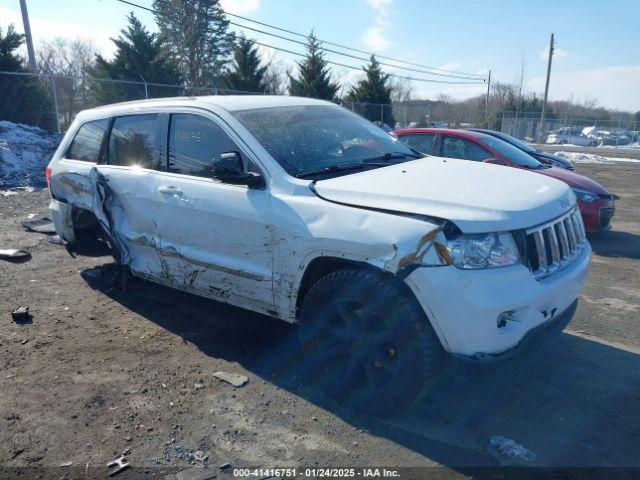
[342,101,485,130]
[1,70,486,134]
[501,111,639,146]
[0,71,266,134]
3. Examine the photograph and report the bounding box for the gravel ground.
[0,162,639,479]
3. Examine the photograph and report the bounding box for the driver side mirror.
[213,151,265,188]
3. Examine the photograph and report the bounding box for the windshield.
[232,105,417,177]
[491,131,537,153]
[481,136,543,169]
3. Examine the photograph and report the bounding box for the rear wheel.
[70,207,111,256]
[298,268,444,415]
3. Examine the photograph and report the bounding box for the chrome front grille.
[526,208,587,280]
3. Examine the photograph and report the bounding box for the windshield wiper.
[296,152,421,178]
[296,163,373,178]
[362,151,422,163]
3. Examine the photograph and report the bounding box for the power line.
[248,40,483,84]
[186,0,485,80]
[128,0,484,80]
[116,0,486,81]
[223,18,482,80]
[220,6,487,79]
[113,0,486,85]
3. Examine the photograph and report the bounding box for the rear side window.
[66,119,109,162]
[399,133,436,154]
[168,113,240,178]
[108,114,158,169]
[441,136,491,162]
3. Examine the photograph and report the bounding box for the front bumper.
[453,299,577,364]
[404,242,591,358]
[578,198,615,232]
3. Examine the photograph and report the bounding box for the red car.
[394,128,616,232]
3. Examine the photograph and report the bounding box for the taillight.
[45,166,52,186]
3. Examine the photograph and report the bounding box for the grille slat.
[533,230,547,271]
[570,214,582,244]
[547,226,561,264]
[557,222,570,258]
[564,218,576,251]
[527,208,586,280]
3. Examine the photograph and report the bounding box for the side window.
[168,113,242,179]
[440,136,466,159]
[66,119,109,162]
[399,133,435,154]
[441,136,491,161]
[108,114,158,169]
[465,140,493,161]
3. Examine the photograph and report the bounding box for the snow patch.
[489,435,538,462]
[554,151,640,165]
[0,120,62,191]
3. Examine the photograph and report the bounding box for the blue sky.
[1,0,638,111]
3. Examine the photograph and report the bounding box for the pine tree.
[347,56,395,126]
[289,33,339,101]
[153,0,235,88]
[88,13,182,104]
[222,36,267,93]
[0,25,55,130]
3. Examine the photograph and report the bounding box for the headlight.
[445,232,520,269]
[571,188,597,203]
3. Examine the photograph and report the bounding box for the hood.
[313,157,574,233]
[536,166,610,195]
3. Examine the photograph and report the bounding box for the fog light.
[497,310,517,329]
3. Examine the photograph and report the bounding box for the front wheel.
[298,268,444,415]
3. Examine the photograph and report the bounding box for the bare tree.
[260,50,290,95]
[389,76,414,102]
[37,37,94,77]
[36,38,97,127]
[516,55,527,106]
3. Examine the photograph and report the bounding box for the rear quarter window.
[65,119,110,162]
[108,114,159,169]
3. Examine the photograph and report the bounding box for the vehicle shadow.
[81,264,640,476]
[588,230,640,260]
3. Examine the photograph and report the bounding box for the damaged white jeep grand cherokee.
[47,96,590,414]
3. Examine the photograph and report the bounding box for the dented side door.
[89,113,164,277]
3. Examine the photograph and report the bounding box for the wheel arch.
[292,254,452,354]
[294,256,377,316]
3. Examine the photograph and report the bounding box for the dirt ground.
[1,162,639,479]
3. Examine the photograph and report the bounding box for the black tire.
[298,267,444,416]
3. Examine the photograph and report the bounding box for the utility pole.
[539,33,554,143]
[484,69,492,127]
[19,0,37,71]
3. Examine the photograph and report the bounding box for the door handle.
[158,186,183,196]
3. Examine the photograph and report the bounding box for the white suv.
[47,96,591,414]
